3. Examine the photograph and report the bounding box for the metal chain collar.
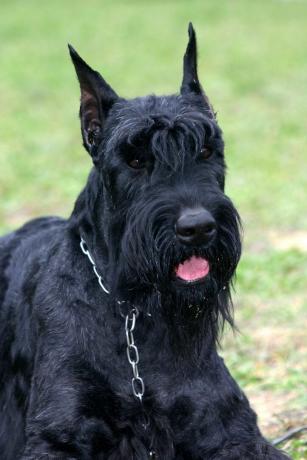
[80,237,145,402]
[125,306,145,401]
[80,238,110,294]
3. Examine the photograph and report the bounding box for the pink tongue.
[175,256,209,282]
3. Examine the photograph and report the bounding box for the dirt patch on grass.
[247,390,306,439]
[269,230,307,252]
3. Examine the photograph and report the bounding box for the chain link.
[125,307,145,402]
[80,238,110,294]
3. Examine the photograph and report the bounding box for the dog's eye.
[127,158,148,169]
[201,147,213,159]
[128,158,146,170]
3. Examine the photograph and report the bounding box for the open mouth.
[174,256,210,285]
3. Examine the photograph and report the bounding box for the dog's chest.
[71,302,222,457]
[81,354,209,458]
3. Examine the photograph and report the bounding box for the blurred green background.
[0,0,306,457]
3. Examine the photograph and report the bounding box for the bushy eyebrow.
[104,98,222,172]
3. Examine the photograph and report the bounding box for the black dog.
[0,24,289,459]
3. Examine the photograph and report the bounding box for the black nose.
[175,208,216,246]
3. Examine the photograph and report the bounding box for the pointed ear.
[180,23,214,116]
[181,23,202,95]
[68,44,118,157]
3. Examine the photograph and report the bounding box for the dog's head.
[70,24,241,340]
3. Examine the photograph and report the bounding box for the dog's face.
[70,24,241,330]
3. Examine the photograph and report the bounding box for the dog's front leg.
[19,333,112,460]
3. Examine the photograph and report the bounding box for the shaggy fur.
[0,24,289,459]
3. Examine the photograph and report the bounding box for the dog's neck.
[69,168,110,273]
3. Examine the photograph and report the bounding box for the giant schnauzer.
[0,24,289,459]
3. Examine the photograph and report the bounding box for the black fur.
[0,24,289,459]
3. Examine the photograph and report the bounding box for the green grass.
[1,0,306,456]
